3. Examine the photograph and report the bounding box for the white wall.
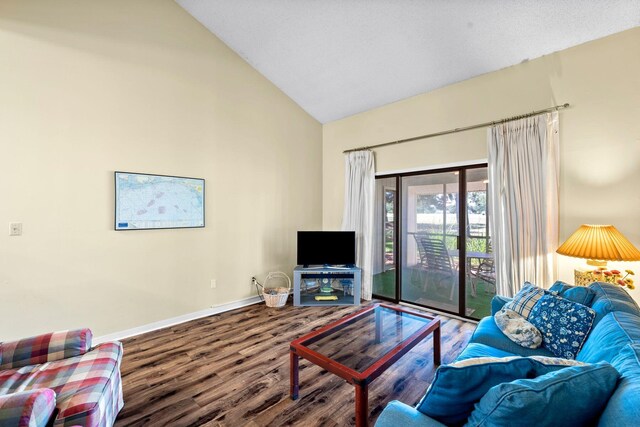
[0,0,322,340]
[323,28,640,301]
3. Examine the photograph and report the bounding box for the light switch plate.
[9,223,22,236]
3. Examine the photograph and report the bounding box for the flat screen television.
[297,231,356,267]
[114,171,205,230]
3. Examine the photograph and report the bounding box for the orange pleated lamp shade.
[557,224,640,262]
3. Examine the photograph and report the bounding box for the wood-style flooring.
[114,300,476,427]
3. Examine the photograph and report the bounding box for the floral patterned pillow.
[495,308,543,349]
[529,294,596,359]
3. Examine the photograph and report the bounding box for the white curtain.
[342,151,375,300]
[488,112,559,297]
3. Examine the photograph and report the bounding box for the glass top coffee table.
[290,303,441,427]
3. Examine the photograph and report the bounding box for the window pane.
[400,172,460,313]
[465,167,495,320]
[373,177,396,299]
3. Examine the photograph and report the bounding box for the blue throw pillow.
[529,294,596,359]
[549,280,596,306]
[465,362,620,427]
[416,356,583,426]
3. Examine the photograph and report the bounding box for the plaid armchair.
[0,389,56,427]
[0,329,123,427]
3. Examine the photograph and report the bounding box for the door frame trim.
[375,159,487,177]
[373,163,489,321]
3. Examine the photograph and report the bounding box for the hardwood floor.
[115,301,476,427]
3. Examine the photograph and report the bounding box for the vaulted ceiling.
[177,0,639,123]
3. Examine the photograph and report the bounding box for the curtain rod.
[343,103,570,154]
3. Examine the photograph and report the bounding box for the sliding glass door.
[464,168,494,319]
[401,171,460,313]
[372,164,493,319]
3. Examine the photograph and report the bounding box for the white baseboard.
[94,295,262,345]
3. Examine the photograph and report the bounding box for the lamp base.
[586,259,607,267]
[574,269,593,287]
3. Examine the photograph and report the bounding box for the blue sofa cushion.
[598,344,640,426]
[455,343,518,361]
[491,295,512,315]
[465,363,620,427]
[503,282,546,319]
[549,281,596,306]
[577,311,640,363]
[468,317,555,358]
[375,401,446,427]
[529,294,596,359]
[416,356,582,426]
[589,282,640,324]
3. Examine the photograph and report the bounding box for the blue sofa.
[376,282,640,426]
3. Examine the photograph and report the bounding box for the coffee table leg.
[355,383,369,427]
[290,351,299,400]
[434,325,441,365]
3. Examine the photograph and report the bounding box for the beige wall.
[0,0,322,340]
[324,28,640,301]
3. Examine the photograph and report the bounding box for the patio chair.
[420,237,458,301]
[412,233,429,266]
[410,233,428,284]
[468,242,496,297]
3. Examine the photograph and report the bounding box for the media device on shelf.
[296,231,356,268]
[293,265,361,306]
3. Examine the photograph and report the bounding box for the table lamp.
[556,224,640,286]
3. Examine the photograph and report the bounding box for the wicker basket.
[262,272,291,308]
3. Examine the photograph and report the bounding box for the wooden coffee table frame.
[290,303,440,427]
